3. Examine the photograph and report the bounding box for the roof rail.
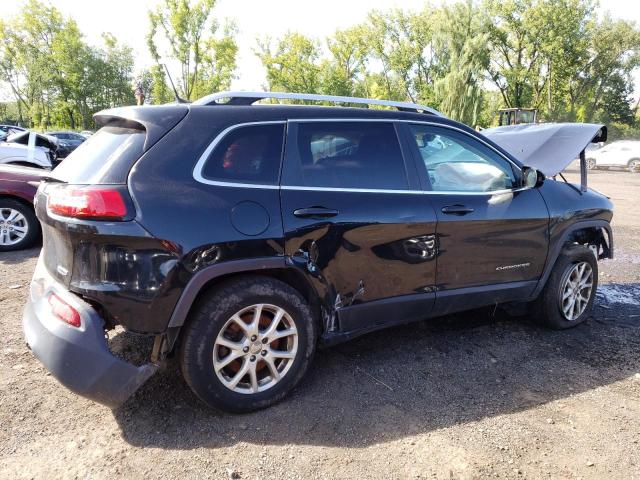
[193,91,443,116]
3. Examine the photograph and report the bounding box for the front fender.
[530,219,612,299]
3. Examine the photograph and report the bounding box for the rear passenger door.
[280,120,438,332]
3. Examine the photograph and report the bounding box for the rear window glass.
[52,126,145,184]
[291,121,408,190]
[200,124,285,185]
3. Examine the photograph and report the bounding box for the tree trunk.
[547,59,552,115]
[67,107,76,130]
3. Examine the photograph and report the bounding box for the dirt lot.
[1,167,640,480]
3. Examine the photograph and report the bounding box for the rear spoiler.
[483,123,607,192]
[93,105,189,151]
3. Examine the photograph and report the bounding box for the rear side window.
[200,124,285,185]
[52,126,145,184]
[289,121,408,190]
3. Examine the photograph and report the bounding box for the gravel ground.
[1,167,640,479]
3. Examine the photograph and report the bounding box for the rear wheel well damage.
[564,226,612,260]
[159,268,322,359]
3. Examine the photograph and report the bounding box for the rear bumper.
[22,257,157,408]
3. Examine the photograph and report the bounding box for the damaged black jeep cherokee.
[23,92,613,413]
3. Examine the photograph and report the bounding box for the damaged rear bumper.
[22,258,157,408]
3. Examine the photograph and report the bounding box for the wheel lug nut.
[261,338,268,344]
[250,355,256,362]
[261,350,267,356]
[243,346,249,353]
[250,335,257,341]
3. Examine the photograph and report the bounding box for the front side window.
[409,124,516,192]
[201,123,284,185]
[290,121,408,190]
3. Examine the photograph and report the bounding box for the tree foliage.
[257,0,640,129]
[147,0,238,101]
[1,0,639,133]
[0,0,134,129]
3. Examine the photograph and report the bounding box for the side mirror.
[522,166,544,189]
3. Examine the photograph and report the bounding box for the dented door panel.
[281,189,438,329]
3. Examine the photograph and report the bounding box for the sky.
[2,0,640,98]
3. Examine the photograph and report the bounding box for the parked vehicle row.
[46,131,87,158]
[21,91,613,414]
[0,124,27,142]
[0,130,88,169]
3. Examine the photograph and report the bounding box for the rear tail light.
[48,293,81,328]
[47,186,131,220]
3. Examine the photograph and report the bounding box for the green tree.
[147,0,238,101]
[566,16,640,122]
[484,0,550,109]
[361,7,439,103]
[598,73,636,125]
[433,0,489,125]
[256,33,323,94]
[0,0,135,129]
[321,26,370,97]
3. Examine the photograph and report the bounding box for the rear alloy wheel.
[213,304,298,394]
[532,245,598,329]
[0,199,40,252]
[628,159,640,173]
[180,276,316,413]
[586,158,596,170]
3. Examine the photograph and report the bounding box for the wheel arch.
[0,194,35,210]
[530,220,612,300]
[165,258,323,347]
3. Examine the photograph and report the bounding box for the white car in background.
[0,131,58,169]
[586,140,640,172]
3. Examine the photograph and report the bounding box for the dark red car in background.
[0,165,45,251]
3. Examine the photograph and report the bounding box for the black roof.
[94,103,525,169]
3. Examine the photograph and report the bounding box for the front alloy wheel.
[629,159,640,173]
[559,261,593,321]
[586,158,596,170]
[533,245,598,329]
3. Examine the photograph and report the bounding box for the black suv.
[23,92,613,413]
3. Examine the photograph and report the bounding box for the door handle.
[441,205,474,215]
[293,207,339,218]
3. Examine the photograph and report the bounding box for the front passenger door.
[403,123,550,314]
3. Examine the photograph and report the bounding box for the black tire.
[532,245,598,329]
[180,276,317,413]
[0,199,40,252]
